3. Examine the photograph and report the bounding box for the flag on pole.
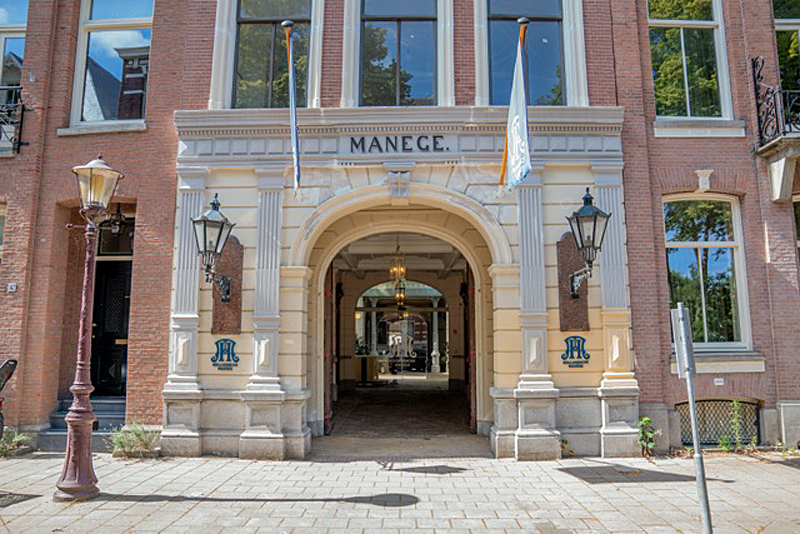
[499,19,532,191]
[283,20,301,197]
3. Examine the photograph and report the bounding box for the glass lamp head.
[72,156,124,212]
[567,188,611,267]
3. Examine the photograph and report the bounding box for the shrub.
[638,417,660,457]
[0,430,31,457]
[108,421,159,458]
[718,435,732,452]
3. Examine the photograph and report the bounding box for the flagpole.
[282,20,301,197]
[499,17,531,190]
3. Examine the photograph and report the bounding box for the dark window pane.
[363,0,436,18]
[775,0,800,19]
[270,22,309,107]
[90,0,153,19]
[82,30,151,121]
[700,247,740,342]
[490,20,563,105]
[650,27,687,116]
[489,0,561,18]
[400,21,435,105]
[684,28,721,117]
[362,21,398,106]
[235,24,271,108]
[664,200,734,242]
[239,0,311,20]
[0,0,28,24]
[667,248,706,342]
[648,0,713,21]
[777,30,800,91]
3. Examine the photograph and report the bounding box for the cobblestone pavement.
[1,452,800,533]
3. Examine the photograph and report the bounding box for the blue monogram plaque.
[561,336,590,368]
[212,339,239,371]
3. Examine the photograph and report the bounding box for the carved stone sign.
[346,134,453,154]
[212,339,239,371]
[561,336,590,368]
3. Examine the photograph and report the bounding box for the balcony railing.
[753,56,800,147]
[0,86,25,155]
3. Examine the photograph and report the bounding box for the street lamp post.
[54,157,124,502]
[566,188,611,300]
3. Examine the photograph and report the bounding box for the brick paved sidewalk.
[1,452,799,533]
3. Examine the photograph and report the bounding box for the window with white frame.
[488,0,564,106]
[233,0,310,108]
[72,0,153,123]
[648,0,727,118]
[0,1,26,102]
[360,0,437,106]
[664,196,749,349]
[775,1,800,90]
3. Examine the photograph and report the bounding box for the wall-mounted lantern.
[566,188,611,300]
[192,194,236,303]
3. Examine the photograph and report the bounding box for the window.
[360,0,436,106]
[775,1,800,90]
[648,0,726,118]
[488,0,564,106]
[0,1,25,152]
[72,0,153,123]
[664,196,749,349]
[233,0,310,108]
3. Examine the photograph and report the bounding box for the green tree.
[361,23,413,106]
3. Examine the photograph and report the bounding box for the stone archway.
[284,187,516,446]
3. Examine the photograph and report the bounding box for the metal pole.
[54,212,101,502]
[677,302,713,534]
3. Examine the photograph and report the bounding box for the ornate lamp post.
[192,193,236,303]
[566,188,611,300]
[54,157,124,502]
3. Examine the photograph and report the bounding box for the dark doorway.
[91,260,131,396]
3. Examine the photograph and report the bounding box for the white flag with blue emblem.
[500,22,531,191]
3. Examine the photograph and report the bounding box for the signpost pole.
[671,302,713,534]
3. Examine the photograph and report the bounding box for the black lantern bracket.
[566,188,612,301]
[205,267,231,304]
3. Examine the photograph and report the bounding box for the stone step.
[37,430,114,453]
[48,412,125,431]
[57,397,126,413]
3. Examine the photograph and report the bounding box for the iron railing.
[753,56,800,147]
[676,400,760,446]
[0,86,25,154]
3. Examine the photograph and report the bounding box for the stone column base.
[490,387,561,461]
[600,387,640,457]
[778,401,800,448]
[161,388,202,457]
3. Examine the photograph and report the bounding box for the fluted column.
[166,167,207,390]
[248,169,284,391]
[517,168,553,390]
[430,298,441,373]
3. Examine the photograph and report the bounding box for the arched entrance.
[289,191,513,456]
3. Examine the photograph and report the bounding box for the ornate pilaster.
[517,169,554,390]
[430,298,441,373]
[162,167,207,458]
[248,170,284,391]
[369,298,379,356]
[594,164,639,457]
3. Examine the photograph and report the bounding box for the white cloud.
[91,30,149,60]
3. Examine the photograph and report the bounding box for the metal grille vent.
[677,400,759,446]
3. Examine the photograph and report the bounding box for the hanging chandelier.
[394,279,406,308]
[389,243,406,281]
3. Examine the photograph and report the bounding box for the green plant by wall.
[638,417,660,457]
[730,399,744,452]
[0,430,31,457]
[108,421,159,458]
[718,434,732,452]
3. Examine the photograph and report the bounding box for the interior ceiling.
[332,232,466,279]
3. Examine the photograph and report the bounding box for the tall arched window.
[663,195,750,349]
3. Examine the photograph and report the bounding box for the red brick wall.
[321,0,344,107]
[453,0,475,106]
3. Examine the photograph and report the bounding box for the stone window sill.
[669,351,765,374]
[653,119,746,139]
[57,120,147,137]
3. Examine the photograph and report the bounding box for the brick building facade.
[1,0,798,459]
